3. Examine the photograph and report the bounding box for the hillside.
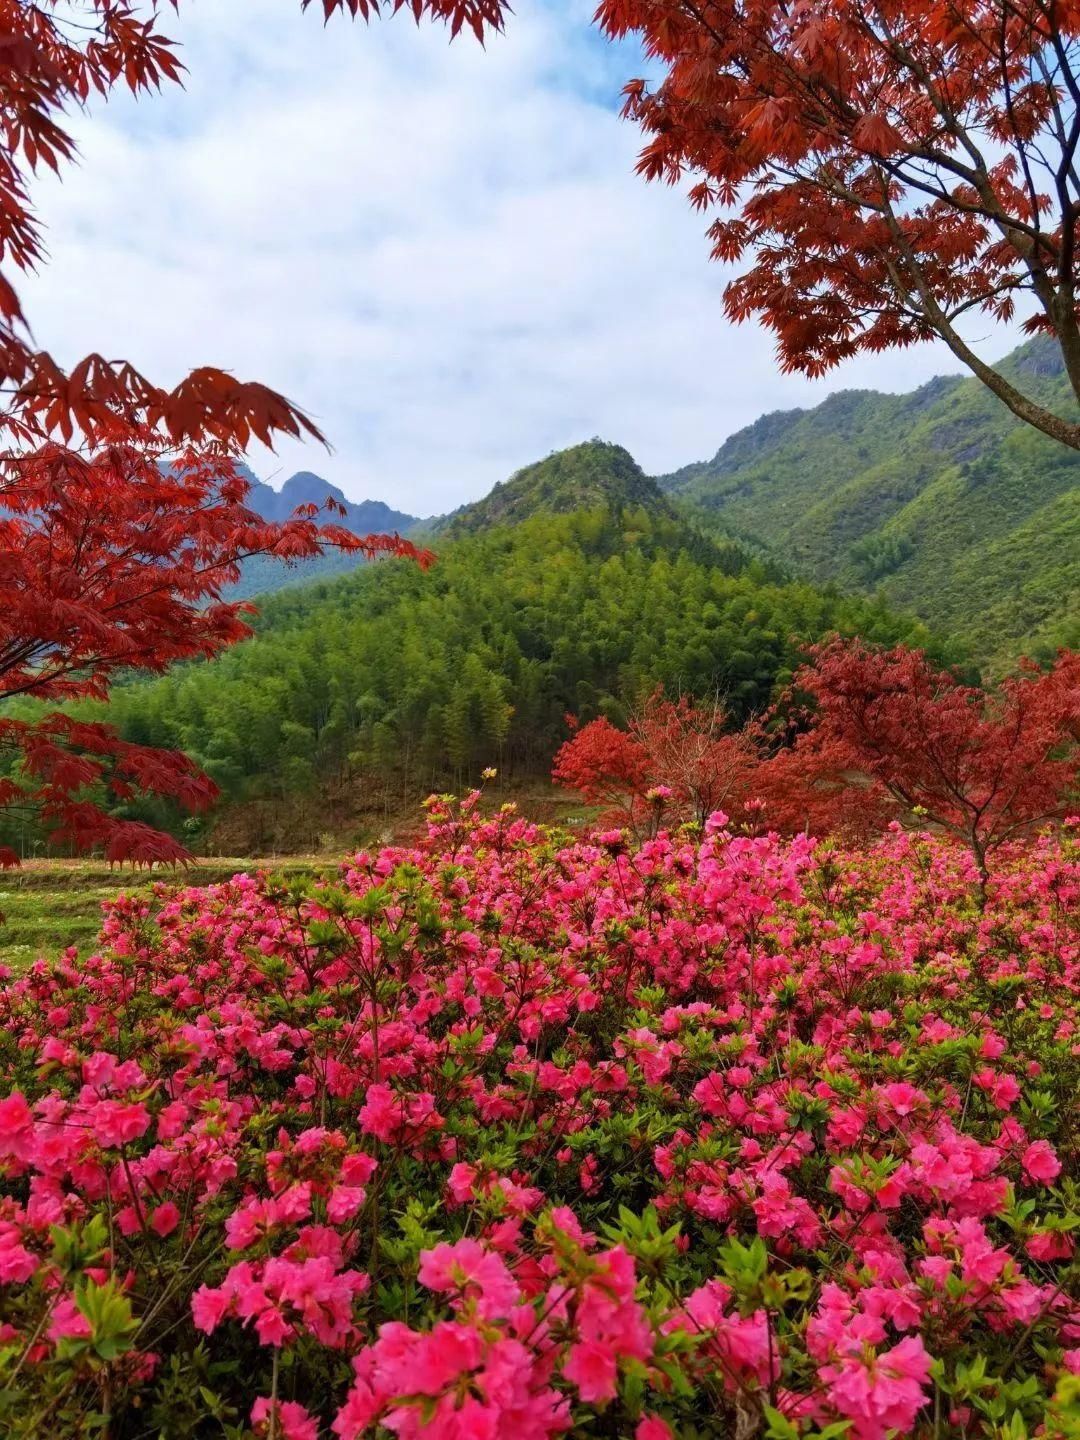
[230,346,1080,657]
[91,504,942,853]
[658,338,1080,663]
[230,442,672,598]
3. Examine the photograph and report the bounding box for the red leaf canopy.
[598,0,1080,448]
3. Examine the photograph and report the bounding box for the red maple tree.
[552,692,761,834]
[771,638,1080,883]
[597,0,1080,448]
[631,690,760,826]
[0,0,506,866]
[552,716,651,831]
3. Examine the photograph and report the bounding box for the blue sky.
[21,0,1022,514]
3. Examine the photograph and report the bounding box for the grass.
[0,855,328,970]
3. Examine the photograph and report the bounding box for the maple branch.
[874,193,1080,446]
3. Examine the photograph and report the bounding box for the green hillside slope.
[660,338,1080,662]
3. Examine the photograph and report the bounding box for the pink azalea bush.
[0,792,1076,1436]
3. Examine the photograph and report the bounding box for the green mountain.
[436,439,675,536]
[231,345,1080,662]
[229,440,666,598]
[658,338,1080,664]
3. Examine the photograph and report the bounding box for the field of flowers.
[0,793,1076,1438]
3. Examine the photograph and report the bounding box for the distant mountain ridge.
[245,469,418,538]
[226,468,420,601]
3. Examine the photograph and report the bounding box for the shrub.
[0,794,1076,1437]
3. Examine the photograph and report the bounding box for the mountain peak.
[278,471,350,510]
[653,333,1080,662]
[223,469,421,601]
[245,470,417,536]
[443,439,672,535]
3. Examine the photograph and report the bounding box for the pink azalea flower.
[418,1239,520,1320]
[821,1334,932,1439]
[636,1418,674,1440]
[878,1082,923,1116]
[563,1338,618,1402]
[49,1296,92,1343]
[88,1099,151,1147]
[191,1285,231,1334]
[0,1092,35,1162]
[1022,1140,1062,1183]
[0,1232,36,1284]
[150,1201,181,1238]
[1026,1230,1073,1261]
[252,1397,319,1440]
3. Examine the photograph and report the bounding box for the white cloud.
[20,0,1024,514]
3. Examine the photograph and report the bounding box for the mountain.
[658,338,1080,664]
[436,439,675,536]
[246,470,418,537]
[222,339,1080,660]
[228,469,420,601]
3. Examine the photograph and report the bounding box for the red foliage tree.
[630,690,760,826]
[770,638,1080,882]
[552,693,761,834]
[597,0,1080,449]
[0,445,431,865]
[551,716,651,830]
[0,0,509,865]
[749,739,894,843]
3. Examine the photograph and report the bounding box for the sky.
[21,0,1025,515]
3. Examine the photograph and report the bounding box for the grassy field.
[0,856,328,969]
